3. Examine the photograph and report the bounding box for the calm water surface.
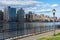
[0,22,60,39]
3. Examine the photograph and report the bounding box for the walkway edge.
[5,30,54,40]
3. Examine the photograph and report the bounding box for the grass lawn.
[37,33,60,40]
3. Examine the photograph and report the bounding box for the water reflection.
[0,22,59,40]
[17,22,24,36]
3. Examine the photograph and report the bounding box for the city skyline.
[0,0,60,18]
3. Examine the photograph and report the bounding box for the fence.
[0,22,58,40]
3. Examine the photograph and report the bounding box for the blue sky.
[0,0,60,18]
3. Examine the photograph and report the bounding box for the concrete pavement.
[17,29,60,40]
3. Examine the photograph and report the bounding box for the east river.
[0,22,60,40]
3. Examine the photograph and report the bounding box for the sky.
[0,0,60,18]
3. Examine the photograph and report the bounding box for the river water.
[0,22,60,40]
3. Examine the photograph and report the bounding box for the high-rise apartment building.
[4,6,16,22]
[17,8,25,22]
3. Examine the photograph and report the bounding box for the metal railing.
[0,22,58,40]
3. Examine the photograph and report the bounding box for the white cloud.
[24,7,36,13]
[0,0,43,6]
[51,4,59,8]
[35,9,51,13]
[0,0,59,13]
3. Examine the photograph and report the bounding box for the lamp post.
[52,9,56,36]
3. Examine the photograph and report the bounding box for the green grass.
[37,33,60,40]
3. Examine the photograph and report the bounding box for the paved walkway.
[17,29,60,40]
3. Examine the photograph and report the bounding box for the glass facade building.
[4,6,16,22]
[8,7,16,21]
[17,8,25,22]
[0,10,3,21]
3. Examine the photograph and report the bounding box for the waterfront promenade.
[17,29,60,40]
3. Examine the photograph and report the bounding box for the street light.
[52,9,56,36]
